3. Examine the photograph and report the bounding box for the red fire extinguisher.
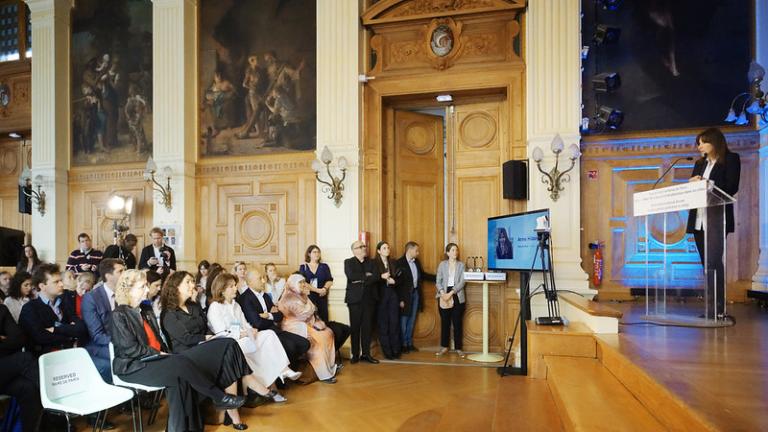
[589,241,604,287]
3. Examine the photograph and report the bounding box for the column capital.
[24,0,73,15]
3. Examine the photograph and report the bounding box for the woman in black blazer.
[685,128,740,319]
[111,270,245,432]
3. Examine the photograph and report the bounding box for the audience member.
[435,243,466,357]
[374,241,401,360]
[111,270,245,432]
[298,245,333,322]
[61,272,94,320]
[264,263,286,302]
[19,263,88,355]
[16,244,41,274]
[344,241,379,364]
[395,241,435,353]
[0,271,11,301]
[237,270,309,366]
[82,258,126,382]
[4,271,33,323]
[65,233,104,277]
[141,270,163,325]
[103,233,138,270]
[139,227,177,276]
[279,274,338,383]
[207,272,301,404]
[0,303,42,432]
[204,263,224,308]
[195,260,211,305]
[160,271,274,428]
[234,261,248,291]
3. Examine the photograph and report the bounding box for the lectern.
[633,180,736,326]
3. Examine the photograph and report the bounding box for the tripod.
[533,230,562,326]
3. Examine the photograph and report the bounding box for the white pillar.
[753,0,768,290]
[316,0,360,322]
[26,0,72,265]
[526,0,592,296]
[151,0,197,271]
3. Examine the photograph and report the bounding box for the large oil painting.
[199,0,316,157]
[582,0,751,134]
[71,0,152,166]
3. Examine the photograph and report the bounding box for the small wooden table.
[466,279,506,363]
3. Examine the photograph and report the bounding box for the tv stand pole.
[467,279,506,363]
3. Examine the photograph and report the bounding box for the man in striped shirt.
[65,233,104,278]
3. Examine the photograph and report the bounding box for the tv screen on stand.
[487,209,550,272]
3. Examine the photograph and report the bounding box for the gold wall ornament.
[424,18,463,70]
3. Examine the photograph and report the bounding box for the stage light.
[592,72,621,93]
[598,0,622,11]
[593,25,621,46]
[594,105,624,130]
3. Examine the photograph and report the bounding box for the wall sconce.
[143,157,173,212]
[531,134,581,202]
[311,146,347,208]
[17,168,46,216]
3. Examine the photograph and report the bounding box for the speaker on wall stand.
[502,159,529,200]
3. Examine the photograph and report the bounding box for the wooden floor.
[607,301,768,431]
[103,361,517,432]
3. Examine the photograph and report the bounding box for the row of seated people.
[0,258,350,432]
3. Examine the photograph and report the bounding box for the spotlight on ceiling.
[592,72,621,93]
[597,0,622,11]
[593,25,621,46]
[594,106,624,130]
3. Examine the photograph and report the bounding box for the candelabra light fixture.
[724,61,767,128]
[311,146,347,208]
[531,134,581,202]
[18,167,46,216]
[143,157,173,212]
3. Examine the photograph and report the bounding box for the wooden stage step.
[493,377,564,432]
[544,356,666,432]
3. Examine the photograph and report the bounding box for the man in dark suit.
[344,240,379,364]
[103,233,137,269]
[237,271,309,365]
[82,258,125,383]
[395,241,436,353]
[19,263,89,355]
[0,303,42,432]
[139,227,176,276]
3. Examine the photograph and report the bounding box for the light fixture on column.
[531,134,581,202]
[143,157,173,212]
[724,61,767,127]
[17,167,46,216]
[311,146,347,208]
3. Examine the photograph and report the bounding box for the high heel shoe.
[223,412,248,430]
[279,368,302,383]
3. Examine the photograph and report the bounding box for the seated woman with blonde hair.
[207,272,301,403]
[278,273,338,383]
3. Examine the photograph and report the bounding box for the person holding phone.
[139,227,177,277]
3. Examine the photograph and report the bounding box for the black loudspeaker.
[0,227,24,266]
[503,160,528,200]
[18,185,31,215]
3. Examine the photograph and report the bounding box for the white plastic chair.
[39,347,134,431]
[109,343,165,431]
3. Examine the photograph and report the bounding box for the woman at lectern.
[435,243,466,357]
[685,127,740,320]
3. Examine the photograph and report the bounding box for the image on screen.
[487,209,550,272]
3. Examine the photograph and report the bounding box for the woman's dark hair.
[444,243,459,260]
[498,228,508,240]
[205,265,225,305]
[146,270,162,286]
[19,245,41,269]
[696,128,729,163]
[195,260,210,286]
[304,245,321,263]
[8,271,32,300]
[160,271,192,311]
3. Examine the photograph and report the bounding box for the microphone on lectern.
[652,157,694,190]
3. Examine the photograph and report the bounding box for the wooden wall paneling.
[0,139,29,236]
[0,70,31,134]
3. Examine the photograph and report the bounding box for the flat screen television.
[487,209,550,272]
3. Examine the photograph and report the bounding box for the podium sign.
[633,181,708,217]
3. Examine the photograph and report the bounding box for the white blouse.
[207,301,253,335]
[3,297,29,323]
[266,278,286,302]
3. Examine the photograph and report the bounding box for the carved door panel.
[393,110,444,348]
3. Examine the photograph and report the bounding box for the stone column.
[316,0,361,322]
[26,0,72,265]
[151,0,197,270]
[753,0,768,290]
[526,0,592,296]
